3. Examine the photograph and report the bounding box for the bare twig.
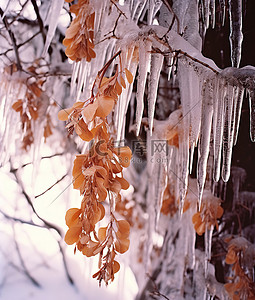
[0,31,41,56]
[161,0,180,35]
[0,7,22,70]
[10,165,63,237]
[12,224,41,287]
[0,209,46,229]
[30,0,46,43]
[96,13,121,45]
[147,273,170,300]
[110,0,127,19]
[35,174,67,198]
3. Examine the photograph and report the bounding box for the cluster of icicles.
[46,0,255,292]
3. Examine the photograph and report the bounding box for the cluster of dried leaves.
[10,63,54,150]
[192,195,223,235]
[63,0,96,62]
[224,237,255,300]
[59,43,134,283]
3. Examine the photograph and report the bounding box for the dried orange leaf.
[65,208,81,227]
[119,75,126,88]
[125,68,133,84]
[115,80,122,95]
[112,260,120,274]
[65,21,80,39]
[12,100,23,112]
[110,179,122,194]
[58,107,73,121]
[98,203,105,221]
[28,83,42,97]
[82,100,98,122]
[96,96,115,118]
[76,119,93,141]
[115,146,132,167]
[116,220,130,237]
[115,238,130,254]
[192,213,201,224]
[98,227,107,242]
[115,176,129,190]
[96,177,108,202]
[73,172,84,190]
[64,226,82,245]
[217,205,224,218]
[226,249,237,264]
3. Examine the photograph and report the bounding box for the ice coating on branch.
[148,50,164,135]
[136,39,152,136]
[42,0,65,57]
[228,0,243,68]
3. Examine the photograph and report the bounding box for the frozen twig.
[0,7,22,70]
[30,0,46,43]
[35,174,67,198]
[12,224,41,287]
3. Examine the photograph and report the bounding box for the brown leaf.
[58,107,74,121]
[115,238,130,254]
[119,75,126,88]
[64,226,82,245]
[12,100,23,112]
[98,227,107,242]
[125,68,133,84]
[96,96,115,119]
[65,208,81,227]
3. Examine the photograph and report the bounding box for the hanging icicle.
[228,0,243,68]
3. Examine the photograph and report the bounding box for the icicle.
[204,225,213,277]
[148,0,155,25]
[189,142,195,174]
[136,39,151,135]
[222,85,237,182]
[178,134,190,215]
[148,51,164,135]
[76,59,89,101]
[248,89,255,142]
[210,0,215,28]
[42,0,65,57]
[213,81,226,182]
[131,0,147,23]
[197,79,214,208]
[231,166,246,209]
[70,62,80,96]
[233,87,244,145]
[228,0,243,68]
[203,0,210,29]
[168,54,174,81]
[219,0,226,26]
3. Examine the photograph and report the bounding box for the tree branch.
[12,224,41,287]
[35,174,67,198]
[10,165,63,237]
[0,7,22,70]
[30,0,46,43]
